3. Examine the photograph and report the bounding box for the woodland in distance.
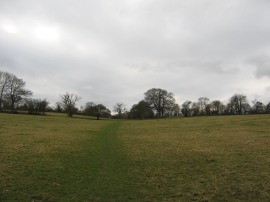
[1,70,270,119]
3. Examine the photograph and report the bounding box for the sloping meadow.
[0,113,110,201]
[1,113,270,201]
[119,115,270,201]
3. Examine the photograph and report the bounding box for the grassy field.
[0,113,270,201]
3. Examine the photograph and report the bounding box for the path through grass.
[0,114,139,201]
[1,113,270,201]
[81,121,138,201]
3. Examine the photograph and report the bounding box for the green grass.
[119,115,270,201]
[0,113,270,201]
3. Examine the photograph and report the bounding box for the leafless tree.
[181,100,192,117]
[144,88,175,117]
[229,94,249,115]
[39,99,49,115]
[211,100,224,115]
[113,102,126,118]
[60,92,81,117]
[0,71,11,111]
[197,97,210,115]
[191,102,200,116]
[169,103,181,116]
[266,102,270,114]
[25,98,49,115]
[55,102,63,113]
[4,74,32,113]
[251,99,265,114]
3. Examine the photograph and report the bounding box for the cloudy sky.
[1,0,270,110]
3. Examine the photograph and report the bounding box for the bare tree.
[55,102,63,113]
[5,74,32,113]
[39,99,49,115]
[266,102,270,114]
[113,102,126,118]
[25,99,39,115]
[251,99,265,114]
[144,88,175,117]
[197,97,210,115]
[169,103,181,116]
[60,92,81,117]
[211,100,224,115]
[191,102,200,116]
[0,71,11,111]
[25,98,49,115]
[181,100,192,117]
[229,94,249,115]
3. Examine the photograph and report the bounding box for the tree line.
[122,88,270,119]
[1,70,270,119]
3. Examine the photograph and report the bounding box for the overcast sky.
[1,0,270,110]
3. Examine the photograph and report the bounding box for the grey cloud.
[248,55,270,78]
[1,0,270,109]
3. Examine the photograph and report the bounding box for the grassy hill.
[0,113,270,201]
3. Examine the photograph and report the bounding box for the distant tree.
[224,102,234,115]
[4,74,32,113]
[25,99,37,114]
[46,106,54,112]
[229,94,242,114]
[113,102,126,118]
[39,99,49,115]
[25,99,49,115]
[60,92,81,117]
[97,105,111,119]
[266,102,270,114]
[93,104,106,120]
[129,100,154,119]
[205,103,212,116]
[84,102,95,115]
[169,103,181,116]
[197,97,210,115]
[229,94,249,115]
[251,100,265,114]
[191,102,200,116]
[55,102,63,113]
[144,88,175,117]
[211,100,224,115]
[0,71,11,112]
[181,100,192,117]
[84,102,111,119]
